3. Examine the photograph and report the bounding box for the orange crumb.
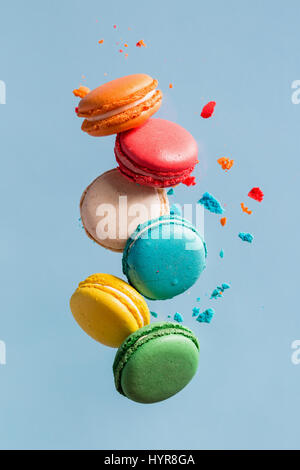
[169,83,173,89]
[125,53,128,58]
[124,43,128,47]
[241,203,252,215]
[136,39,146,47]
[72,86,90,98]
[98,39,104,44]
[217,157,234,171]
[220,217,227,226]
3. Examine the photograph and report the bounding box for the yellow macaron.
[70,273,150,348]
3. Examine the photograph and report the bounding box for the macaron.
[76,74,162,137]
[115,118,198,187]
[113,322,200,404]
[80,169,169,252]
[70,274,150,348]
[122,215,207,300]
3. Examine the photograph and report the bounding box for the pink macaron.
[114,118,198,188]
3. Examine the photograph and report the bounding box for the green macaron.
[113,322,200,404]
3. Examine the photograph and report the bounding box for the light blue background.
[0,0,299,450]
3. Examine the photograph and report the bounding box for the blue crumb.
[238,232,254,243]
[221,283,231,290]
[196,297,201,302]
[210,283,231,299]
[197,308,215,323]
[220,249,224,258]
[174,312,183,322]
[192,307,200,317]
[167,188,175,195]
[150,311,158,318]
[198,192,225,214]
[170,203,182,216]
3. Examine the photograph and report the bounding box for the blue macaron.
[122,215,207,300]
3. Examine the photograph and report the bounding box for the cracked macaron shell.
[70,273,150,348]
[113,322,200,404]
[122,215,207,300]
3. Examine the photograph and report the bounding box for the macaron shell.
[122,216,207,300]
[119,332,199,404]
[80,169,169,251]
[78,74,156,116]
[81,91,162,137]
[118,118,198,172]
[80,273,150,327]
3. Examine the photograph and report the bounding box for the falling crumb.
[239,232,254,243]
[169,83,173,89]
[220,249,224,258]
[150,311,158,318]
[197,308,215,323]
[72,86,90,98]
[192,307,200,317]
[248,187,264,202]
[124,43,128,47]
[167,188,174,195]
[201,101,216,119]
[113,25,117,29]
[136,39,146,47]
[125,53,128,58]
[182,176,196,186]
[196,297,201,302]
[241,202,252,215]
[210,283,231,300]
[174,312,183,323]
[170,204,182,217]
[119,49,123,53]
[220,217,227,226]
[75,107,78,114]
[98,39,104,44]
[221,283,231,290]
[198,192,225,214]
[217,157,234,171]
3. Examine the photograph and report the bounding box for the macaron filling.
[86,90,156,122]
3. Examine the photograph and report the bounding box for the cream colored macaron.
[80,169,169,252]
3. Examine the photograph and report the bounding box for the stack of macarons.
[70,74,207,404]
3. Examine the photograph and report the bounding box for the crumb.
[217,157,234,171]
[221,283,231,290]
[136,39,146,47]
[197,308,215,323]
[238,232,254,243]
[98,39,104,44]
[182,176,196,186]
[174,312,183,323]
[201,101,216,119]
[124,43,128,47]
[167,188,174,195]
[210,288,223,300]
[113,25,117,29]
[192,307,200,317]
[248,187,264,202]
[196,297,201,302]
[198,192,225,214]
[72,86,90,98]
[125,53,128,58]
[150,311,158,318]
[220,249,224,258]
[170,204,182,216]
[241,202,252,215]
[220,217,227,226]
[119,49,123,53]
[169,83,173,89]
[75,107,78,114]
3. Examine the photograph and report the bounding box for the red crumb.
[136,39,146,47]
[220,217,227,226]
[75,107,79,114]
[72,86,90,98]
[169,83,173,89]
[119,49,123,53]
[241,202,252,215]
[98,39,104,44]
[113,25,117,29]
[217,157,234,171]
[201,101,216,119]
[248,187,264,202]
[182,176,196,186]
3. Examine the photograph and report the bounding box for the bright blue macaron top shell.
[122,215,207,300]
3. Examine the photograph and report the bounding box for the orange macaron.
[76,74,163,137]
